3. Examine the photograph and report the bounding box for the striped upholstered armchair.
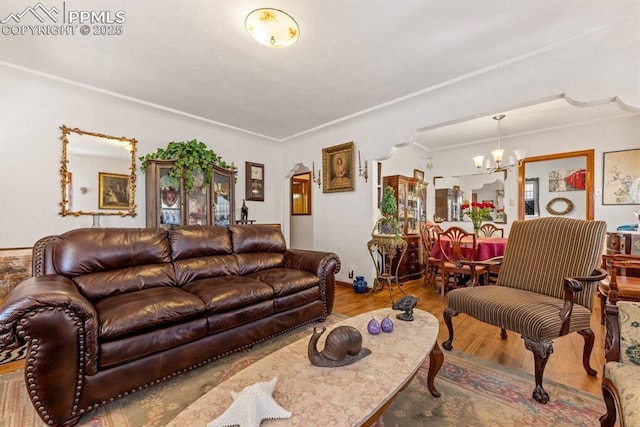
[443,217,607,403]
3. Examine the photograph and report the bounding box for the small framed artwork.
[98,172,130,209]
[413,169,425,182]
[323,141,355,193]
[246,161,265,201]
[548,169,586,192]
[603,149,640,204]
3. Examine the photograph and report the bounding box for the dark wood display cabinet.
[145,159,236,228]
[382,174,428,280]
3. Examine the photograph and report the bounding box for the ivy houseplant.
[372,185,401,237]
[139,139,235,193]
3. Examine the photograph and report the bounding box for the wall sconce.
[312,161,321,188]
[358,150,368,182]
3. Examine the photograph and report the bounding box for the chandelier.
[473,114,525,174]
[245,9,299,48]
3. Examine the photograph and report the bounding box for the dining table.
[430,236,508,261]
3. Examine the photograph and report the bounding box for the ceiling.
[1,0,638,144]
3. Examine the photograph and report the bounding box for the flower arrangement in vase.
[461,201,496,236]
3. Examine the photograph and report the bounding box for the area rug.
[0,314,606,427]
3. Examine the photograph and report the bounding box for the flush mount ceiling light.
[473,114,525,175]
[245,8,299,48]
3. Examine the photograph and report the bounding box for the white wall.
[0,66,283,247]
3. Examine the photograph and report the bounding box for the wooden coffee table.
[168,307,442,426]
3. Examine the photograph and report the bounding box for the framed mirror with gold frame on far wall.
[60,125,137,217]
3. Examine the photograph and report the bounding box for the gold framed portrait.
[322,141,355,193]
[98,172,130,209]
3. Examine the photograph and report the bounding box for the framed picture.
[98,172,130,209]
[245,161,265,201]
[323,141,355,193]
[413,169,425,182]
[603,149,640,204]
[548,169,586,192]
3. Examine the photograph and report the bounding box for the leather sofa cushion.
[169,225,233,260]
[248,268,319,296]
[99,318,207,368]
[235,252,285,275]
[173,255,239,286]
[52,228,171,276]
[229,225,286,254]
[183,276,274,313]
[206,301,274,334]
[95,287,206,339]
[75,263,176,301]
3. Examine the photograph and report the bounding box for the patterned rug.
[0,315,606,427]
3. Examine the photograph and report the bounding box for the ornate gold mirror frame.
[518,149,594,220]
[60,125,137,217]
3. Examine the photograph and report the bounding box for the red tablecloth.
[430,237,507,261]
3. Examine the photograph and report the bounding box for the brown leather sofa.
[0,224,340,426]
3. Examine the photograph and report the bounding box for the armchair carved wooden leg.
[577,328,597,376]
[524,337,553,404]
[442,307,458,350]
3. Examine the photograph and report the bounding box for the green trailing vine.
[139,139,235,193]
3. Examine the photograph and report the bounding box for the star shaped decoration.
[207,377,292,427]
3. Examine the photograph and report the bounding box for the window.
[524,178,539,217]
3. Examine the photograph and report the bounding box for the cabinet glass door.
[185,169,209,225]
[213,171,232,226]
[159,167,182,227]
[406,181,418,234]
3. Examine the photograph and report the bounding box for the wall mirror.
[518,149,594,220]
[60,125,137,217]
[433,172,505,223]
[291,172,312,215]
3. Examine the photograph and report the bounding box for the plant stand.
[367,235,408,301]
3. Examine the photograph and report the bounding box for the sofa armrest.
[284,249,340,275]
[284,249,341,315]
[0,274,99,374]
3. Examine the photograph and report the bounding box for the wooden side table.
[367,235,408,299]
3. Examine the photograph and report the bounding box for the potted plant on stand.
[372,186,401,238]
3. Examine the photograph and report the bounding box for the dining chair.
[597,254,640,324]
[437,226,488,299]
[420,223,442,285]
[443,217,607,404]
[479,223,504,237]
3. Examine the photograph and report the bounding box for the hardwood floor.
[0,277,607,398]
[333,277,607,396]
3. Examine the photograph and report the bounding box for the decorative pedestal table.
[367,235,408,299]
